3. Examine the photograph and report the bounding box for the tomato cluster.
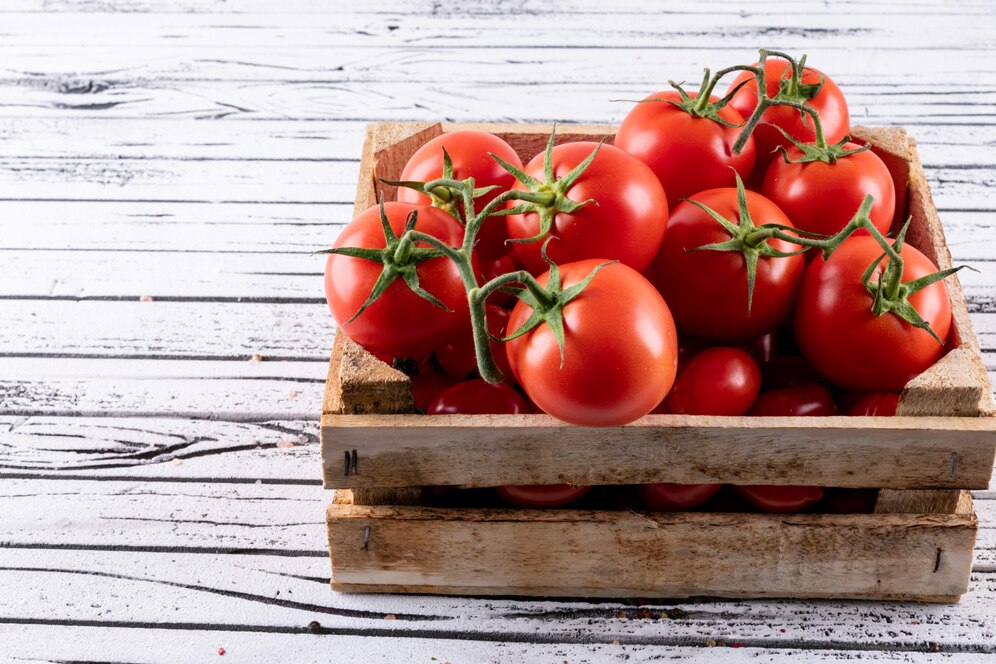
[320,49,963,513]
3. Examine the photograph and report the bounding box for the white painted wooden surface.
[1,0,995,661]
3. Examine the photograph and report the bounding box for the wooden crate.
[321,122,996,601]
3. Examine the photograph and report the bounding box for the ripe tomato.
[666,347,761,416]
[727,58,849,177]
[638,483,722,511]
[506,260,678,427]
[397,130,522,260]
[748,384,838,417]
[615,90,756,206]
[506,142,668,274]
[795,236,952,391]
[848,392,900,416]
[476,252,522,308]
[733,485,824,513]
[436,304,513,382]
[761,144,895,237]
[647,188,805,341]
[410,367,458,413]
[325,203,469,358]
[495,484,591,508]
[744,330,780,365]
[428,379,529,415]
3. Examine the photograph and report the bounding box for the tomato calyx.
[315,201,452,323]
[491,127,601,245]
[382,147,502,222]
[650,65,757,127]
[487,241,617,365]
[859,221,970,343]
[685,173,809,313]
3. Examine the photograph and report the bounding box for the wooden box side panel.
[327,497,977,601]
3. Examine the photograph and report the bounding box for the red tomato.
[647,188,805,341]
[748,384,838,416]
[638,483,722,511]
[325,203,469,358]
[762,144,895,237]
[506,142,668,274]
[428,379,529,415]
[436,305,513,382]
[615,90,756,207]
[727,59,849,177]
[495,484,591,508]
[795,236,952,391]
[410,368,458,413]
[666,347,761,416]
[733,485,824,513]
[848,392,900,416]
[398,130,522,260]
[506,261,678,427]
[744,331,780,365]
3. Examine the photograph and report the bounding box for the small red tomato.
[428,379,530,415]
[398,130,523,260]
[762,144,896,238]
[506,142,668,274]
[615,90,757,206]
[848,392,900,416]
[506,261,678,427]
[325,202,468,359]
[666,347,761,416]
[410,368,459,413]
[795,235,952,391]
[496,484,591,508]
[733,485,825,513]
[638,483,722,511]
[727,58,849,178]
[436,305,513,382]
[748,384,838,417]
[647,188,805,341]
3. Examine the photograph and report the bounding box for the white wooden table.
[2,1,995,661]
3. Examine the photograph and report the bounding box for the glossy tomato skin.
[507,261,678,427]
[398,130,522,261]
[733,485,824,513]
[795,236,952,391]
[727,60,849,177]
[495,484,591,508]
[762,144,895,237]
[647,188,805,342]
[436,305,513,382]
[615,91,757,207]
[506,142,668,274]
[666,347,761,416]
[748,384,838,416]
[325,203,469,358]
[638,483,722,511]
[428,379,529,415]
[848,392,900,416]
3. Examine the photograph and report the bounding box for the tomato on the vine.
[762,144,895,238]
[495,484,591,508]
[324,202,469,358]
[615,90,756,206]
[638,483,722,511]
[436,305,513,382]
[648,187,805,341]
[666,347,761,416]
[506,260,678,427]
[795,235,953,391]
[428,379,529,415]
[505,142,668,274]
[398,130,523,260]
[727,58,849,177]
